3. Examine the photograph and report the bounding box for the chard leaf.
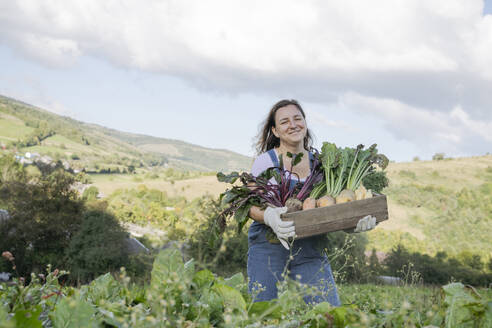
[291,152,303,167]
[235,202,253,233]
[217,172,240,184]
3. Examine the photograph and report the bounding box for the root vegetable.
[302,197,316,210]
[285,197,303,213]
[335,189,356,204]
[316,195,335,207]
[365,189,373,199]
[355,184,367,200]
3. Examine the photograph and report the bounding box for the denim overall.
[247,149,341,305]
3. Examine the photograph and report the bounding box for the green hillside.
[367,155,492,258]
[0,95,251,172]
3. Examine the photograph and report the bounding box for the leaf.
[329,306,348,327]
[248,301,282,319]
[13,306,42,328]
[51,297,98,328]
[217,172,240,184]
[193,270,215,289]
[223,272,245,290]
[221,190,239,205]
[291,152,303,167]
[443,283,482,328]
[0,305,15,328]
[234,202,252,233]
[212,283,247,312]
[82,273,122,304]
[150,248,188,292]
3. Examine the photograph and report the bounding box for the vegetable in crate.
[310,142,388,206]
[216,151,323,234]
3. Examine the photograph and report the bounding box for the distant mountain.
[0,95,251,172]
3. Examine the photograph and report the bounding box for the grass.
[0,114,34,139]
[368,155,492,258]
[90,173,228,200]
[91,154,492,260]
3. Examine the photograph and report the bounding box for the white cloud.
[1,0,491,156]
[305,108,353,131]
[338,92,492,157]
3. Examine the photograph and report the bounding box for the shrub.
[82,186,99,201]
[432,153,445,160]
[66,210,130,283]
[0,166,84,277]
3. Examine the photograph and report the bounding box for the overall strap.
[267,149,280,168]
[308,151,314,170]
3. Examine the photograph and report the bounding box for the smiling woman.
[247,99,341,305]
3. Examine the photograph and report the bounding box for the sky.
[1,0,492,163]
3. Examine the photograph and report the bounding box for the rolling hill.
[0,95,251,172]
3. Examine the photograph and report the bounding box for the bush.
[65,210,130,283]
[82,186,99,201]
[384,244,492,286]
[432,153,445,160]
[0,166,84,277]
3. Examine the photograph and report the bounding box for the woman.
[247,99,375,305]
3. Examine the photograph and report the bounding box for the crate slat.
[280,194,389,238]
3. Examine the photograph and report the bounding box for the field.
[90,172,225,199]
[90,154,492,259]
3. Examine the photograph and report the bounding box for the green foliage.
[443,283,492,327]
[82,186,99,201]
[0,154,142,283]
[382,181,492,258]
[433,152,445,160]
[1,249,491,327]
[0,164,84,276]
[362,170,389,193]
[320,232,370,283]
[384,244,492,286]
[65,210,130,283]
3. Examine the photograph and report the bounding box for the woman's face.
[272,104,307,146]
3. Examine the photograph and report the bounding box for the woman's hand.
[263,206,295,249]
[353,215,377,233]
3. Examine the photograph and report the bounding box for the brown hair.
[255,99,313,154]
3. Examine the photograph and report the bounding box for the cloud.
[1,0,491,156]
[305,108,353,132]
[339,92,492,157]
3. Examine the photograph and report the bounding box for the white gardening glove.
[263,206,295,250]
[354,215,377,233]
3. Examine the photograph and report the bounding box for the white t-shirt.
[251,149,307,183]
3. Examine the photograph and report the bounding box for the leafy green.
[50,296,98,328]
[311,142,389,198]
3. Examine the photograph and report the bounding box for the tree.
[432,153,445,160]
[0,166,84,276]
[368,248,382,276]
[66,210,130,283]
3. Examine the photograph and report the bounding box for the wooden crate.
[280,194,389,238]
